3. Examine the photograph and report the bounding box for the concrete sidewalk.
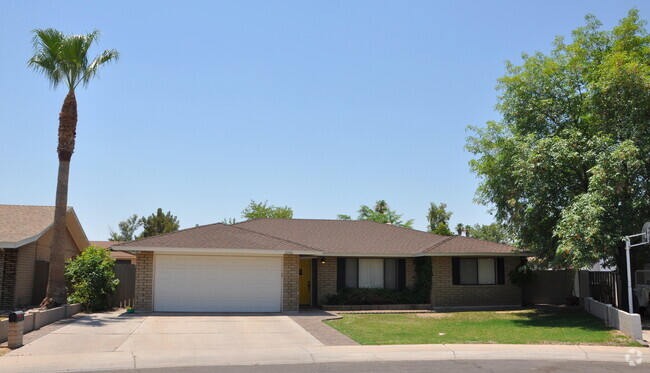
[1,343,645,372]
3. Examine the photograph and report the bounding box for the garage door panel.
[153,254,282,312]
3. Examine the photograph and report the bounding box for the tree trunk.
[42,90,77,308]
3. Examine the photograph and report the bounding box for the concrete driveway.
[8,311,323,357]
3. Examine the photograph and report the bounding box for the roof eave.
[426,252,529,257]
[118,246,323,256]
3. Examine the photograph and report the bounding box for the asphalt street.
[75,359,643,373]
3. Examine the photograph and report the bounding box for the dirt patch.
[494,309,532,314]
[416,313,451,319]
[0,347,10,357]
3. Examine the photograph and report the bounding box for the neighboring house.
[0,205,90,308]
[90,241,136,265]
[118,219,527,313]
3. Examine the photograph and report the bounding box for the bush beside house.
[65,246,119,312]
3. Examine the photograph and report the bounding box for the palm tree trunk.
[43,90,77,307]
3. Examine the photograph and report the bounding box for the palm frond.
[83,49,120,87]
[28,28,66,89]
[28,28,118,91]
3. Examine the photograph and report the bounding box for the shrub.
[65,246,119,312]
[324,287,427,305]
[509,262,536,287]
[413,257,432,300]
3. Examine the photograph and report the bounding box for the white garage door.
[153,254,282,312]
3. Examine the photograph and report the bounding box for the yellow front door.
[299,259,311,306]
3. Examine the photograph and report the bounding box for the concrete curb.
[1,343,646,372]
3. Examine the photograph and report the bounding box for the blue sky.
[1,1,649,240]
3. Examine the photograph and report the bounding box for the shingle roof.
[115,218,523,256]
[90,241,136,260]
[0,205,72,246]
[90,240,121,249]
[426,235,521,255]
[114,223,315,253]
[235,219,522,256]
[235,219,451,255]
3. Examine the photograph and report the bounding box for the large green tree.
[427,202,453,236]
[466,9,650,270]
[470,223,513,245]
[139,208,180,238]
[28,29,118,307]
[241,200,294,220]
[338,200,414,228]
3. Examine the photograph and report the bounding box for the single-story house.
[117,219,527,313]
[0,205,89,308]
[90,241,136,264]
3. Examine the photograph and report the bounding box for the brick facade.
[15,242,37,306]
[134,251,154,312]
[0,248,18,308]
[316,256,338,305]
[0,249,4,303]
[282,254,299,312]
[405,257,416,288]
[10,228,81,308]
[430,256,522,308]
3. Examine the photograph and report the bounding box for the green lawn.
[325,309,641,346]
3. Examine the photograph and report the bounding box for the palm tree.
[374,200,389,214]
[455,223,464,236]
[28,28,118,307]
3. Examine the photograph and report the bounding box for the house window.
[384,258,397,290]
[457,258,497,285]
[337,257,402,290]
[359,258,384,288]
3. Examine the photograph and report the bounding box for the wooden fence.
[108,262,135,308]
[523,270,574,305]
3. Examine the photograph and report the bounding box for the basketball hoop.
[643,222,650,244]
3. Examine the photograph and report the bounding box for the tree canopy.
[28,28,119,91]
[337,200,414,228]
[470,223,513,245]
[108,214,141,241]
[241,200,293,220]
[139,208,180,238]
[427,202,453,236]
[466,9,650,268]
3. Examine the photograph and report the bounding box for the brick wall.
[405,257,416,288]
[0,250,4,306]
[316,256,337,305]
[15,242,37,306]
[0,249,18,308]
[12,227,83,307]
[430,256,522,308]
[282,254,299,312]
[134,252,154,312]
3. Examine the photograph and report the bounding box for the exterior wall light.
[320,257,327,264]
